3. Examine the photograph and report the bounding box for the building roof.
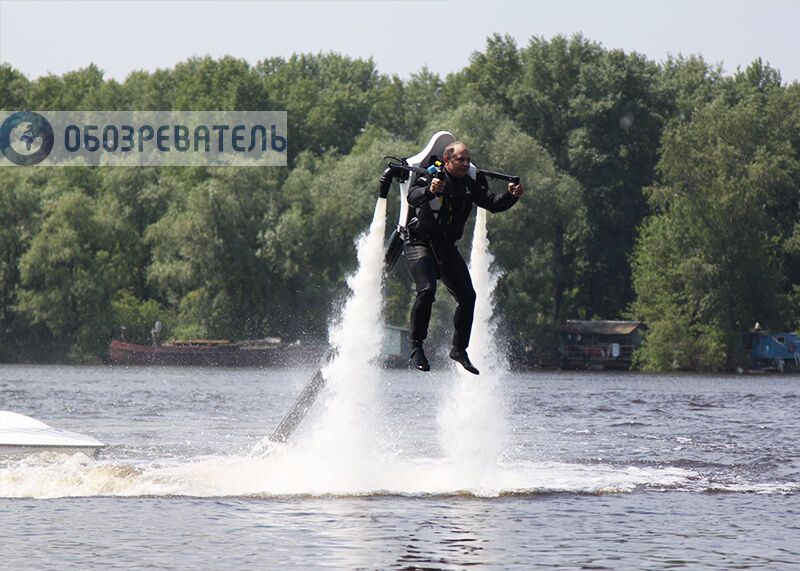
[560,320,643,335]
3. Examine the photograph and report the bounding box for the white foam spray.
[438,208,508,486]
[0,451,695,499]
[293,198,388,487]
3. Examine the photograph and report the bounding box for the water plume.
[299,198,388,478]
[438,208,508,484]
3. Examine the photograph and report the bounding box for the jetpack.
[379,131,521,272]
[380,131,455,271]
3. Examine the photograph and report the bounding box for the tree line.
[1,33,798,369]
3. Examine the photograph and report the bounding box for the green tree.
[15,186,131,361]
[94,167,175,301]
[110,290,168,345]
[146,168,283,340]
[459,33,522,115]
[25,64,120,110]
[121,69,175,110]
[0,64,30,109]
[632,90,799,370]
[659,55,724,125]
[259,131,414,340]
[0,169,42,360]
[370,68,448,141]
[257,53,380,159]
[459,34,670,319]
[171,56,269,111]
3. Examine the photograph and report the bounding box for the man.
[404,141,524,374]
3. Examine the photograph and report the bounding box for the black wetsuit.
[404,169,518,350]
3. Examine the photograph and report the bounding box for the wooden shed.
[559,320,643,370]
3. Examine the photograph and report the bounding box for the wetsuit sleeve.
[470,174,518,213]
[406,176,435,207]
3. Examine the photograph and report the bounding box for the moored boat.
[108,338,325,367]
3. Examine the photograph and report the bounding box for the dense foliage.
[1,35,798,368]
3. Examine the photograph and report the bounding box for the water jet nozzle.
[377,158,442,198]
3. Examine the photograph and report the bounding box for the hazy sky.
[1,0,798,83]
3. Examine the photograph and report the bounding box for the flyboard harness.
[378,131,520,272]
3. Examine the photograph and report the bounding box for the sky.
[1,0,799,83]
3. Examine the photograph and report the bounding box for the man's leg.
[403,242,437,370]
[440,247,476,351]
[440,248,479,374]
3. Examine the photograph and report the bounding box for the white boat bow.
[0,411,105,456]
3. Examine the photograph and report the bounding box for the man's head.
[443,141,471,178]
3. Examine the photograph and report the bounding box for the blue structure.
[744,331,800,371]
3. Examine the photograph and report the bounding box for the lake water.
[1,364,799,569]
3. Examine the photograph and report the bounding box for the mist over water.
[439,208,508,484]
[294,198,388,477]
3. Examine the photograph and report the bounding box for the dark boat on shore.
[108,338,326,367]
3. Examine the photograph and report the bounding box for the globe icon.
[9,122,42,155]
[1,111,55,165]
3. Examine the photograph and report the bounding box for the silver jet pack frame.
[381,131,456,270]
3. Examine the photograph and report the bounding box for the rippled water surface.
[2,365,799,569]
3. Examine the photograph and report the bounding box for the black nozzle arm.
[476,168,520,184]
[378,162,434,198]
[386,162,430,177]
[378,166,395,198]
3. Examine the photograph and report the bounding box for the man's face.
[445,145,471,178]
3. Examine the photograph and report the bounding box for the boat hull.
[108,339,324,367]
[0,444,103,456]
